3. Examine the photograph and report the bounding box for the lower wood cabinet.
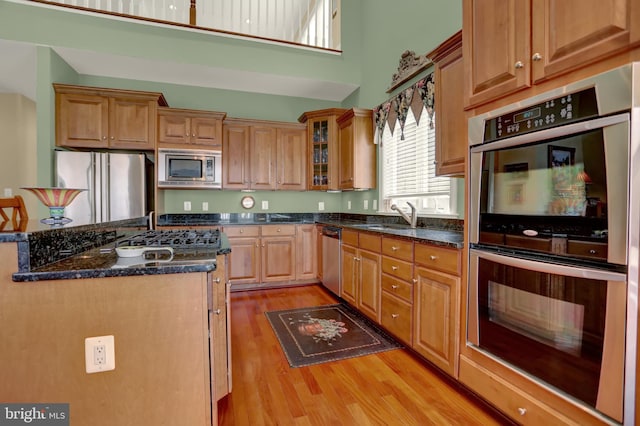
[224,224,317,290]
[341,230,381,322]
[210,254,231,403]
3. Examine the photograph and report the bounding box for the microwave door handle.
[470,249,627,282]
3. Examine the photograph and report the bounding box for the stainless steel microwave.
[157,148,222,189]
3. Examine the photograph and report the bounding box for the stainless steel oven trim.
[469,114,630,266]
[467,248,627,421]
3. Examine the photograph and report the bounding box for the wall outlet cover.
[318,201,325,211]
[183,201,191,211]
[85,335,115,374]
[347,201,351,210]
[261,200,269,210]
[364,200,369,210]
[373,200,378,210]
[202,201,209,211]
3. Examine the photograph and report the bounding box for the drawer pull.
[391,284,399,289]
[412,279,417,284]
[277,228,281,232]
[240,229,244,233]
[214,309,221,315]
[517,408,527,416]
[392,266,398,271]
[589,249,597,254]
[392,246,398,251]
[429,255,437,260]
[354,257,360,261]
[391,314,399,319]
[214,277,221,283]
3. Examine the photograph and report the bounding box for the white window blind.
[381,106,455,215]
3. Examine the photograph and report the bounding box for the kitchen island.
[0,219,231,426]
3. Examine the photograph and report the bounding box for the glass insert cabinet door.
[311,119,330,189]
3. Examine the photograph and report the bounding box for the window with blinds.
[381,106,457,215]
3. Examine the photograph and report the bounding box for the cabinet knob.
[192,133,196,137]
[277,228,281,232]
[392,246,398,251]
[262,243,265,247]
[354,257,360,261]
[255,243,259,247]
[214,309,221,315]
[532,52,542,61]
[412,278,418,284]
[391,266,398,271]
[214,277,221,283]
[391,314,399,319]
[430,255,437,260]
[110,136,115,140]
[589,249,597,254]
[517,408,527,416]
[391,284,398,289]
[515,61,524,69]
[240,229,244,233]
[102,136,107,140]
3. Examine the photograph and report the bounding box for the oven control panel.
[483,87,598,142]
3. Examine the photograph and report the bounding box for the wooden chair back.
[0,195,29,231]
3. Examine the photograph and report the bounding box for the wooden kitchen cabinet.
[298,108,347,191]
[427,31,465,177]
[463,0,640,109]
[224,224,314,290]
[295,224,317,280]
[158,107,226,149]
[340,230,381,322]
[54,83,167,150]
[337,108,376,190]
[223,118,306,190]
[380,236,415,345]
[209,254,231,402]
[412,243,461,377]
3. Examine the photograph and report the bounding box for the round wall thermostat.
[241,195,255,209]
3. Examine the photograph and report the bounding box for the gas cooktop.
[118,229,222,249]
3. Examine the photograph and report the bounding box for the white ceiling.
[0,38,357,103]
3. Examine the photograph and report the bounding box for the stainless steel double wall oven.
[467,64,640,424]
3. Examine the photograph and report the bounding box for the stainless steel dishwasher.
[321,226,341,296]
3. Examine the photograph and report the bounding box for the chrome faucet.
[148,211,155,230]
[391,202,417,228]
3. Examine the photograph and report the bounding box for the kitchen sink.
[349,223,411,231]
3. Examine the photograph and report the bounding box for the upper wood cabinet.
[157,107,226,149]
[427,30,465,177]
[298,108,347,191]
[222,118,306,191]
[54,83,167,150]
[463,0,640,109]
[337,108,376,190]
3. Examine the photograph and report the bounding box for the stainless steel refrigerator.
[55,150,148,223]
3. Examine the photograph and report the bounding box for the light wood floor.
[217,284,511,426]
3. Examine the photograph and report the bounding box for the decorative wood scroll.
[386,50,432,93]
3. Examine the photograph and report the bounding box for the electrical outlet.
[373,200,378,210]
[261,200,269,210]
[318,201,325,211]
[85,335,115,374]
[202,202,209,211]
[184,201,191,211]
[347,201,351,210]
[364,200,369,210]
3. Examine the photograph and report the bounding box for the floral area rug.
[265,304,402,368]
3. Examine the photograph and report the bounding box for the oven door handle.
[470,248,626,281]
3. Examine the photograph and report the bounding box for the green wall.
[0,0,463,218]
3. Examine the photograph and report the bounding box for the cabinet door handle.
[391,284,399,289]
[517,408,527,416]
[430,255,437,260]
[391,314,399,319]
[391,246,398,251]
[532,53,542,61]
[515,61,524,69]
[391,266,398,271]
[214,309,221,315]
[412,278,418,284]
[214,277,221,283]
[589,249,597,254]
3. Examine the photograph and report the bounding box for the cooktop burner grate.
[119,229,221,248]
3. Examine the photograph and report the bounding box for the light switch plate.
[85,335,115,374]
[318,201,325,211]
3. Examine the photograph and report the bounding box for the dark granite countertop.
[12,233,231,282]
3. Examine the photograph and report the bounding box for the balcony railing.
[37,0,341,51]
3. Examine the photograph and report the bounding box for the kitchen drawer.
[261,224,296,236]
[359,232,381,253]
[381,256,413,282]
[223,225,260,238]
[567,240,607,260]
[382,237,414,262]
[381,274,413,303]
[505,234,551,252]
[342,229,359,247]
[381,292,413,344]
[414,244,460,276]
[459,356,578,426]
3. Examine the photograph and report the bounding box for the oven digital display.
[513,107,541,123]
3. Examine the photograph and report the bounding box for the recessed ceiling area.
[0,38,357,103]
